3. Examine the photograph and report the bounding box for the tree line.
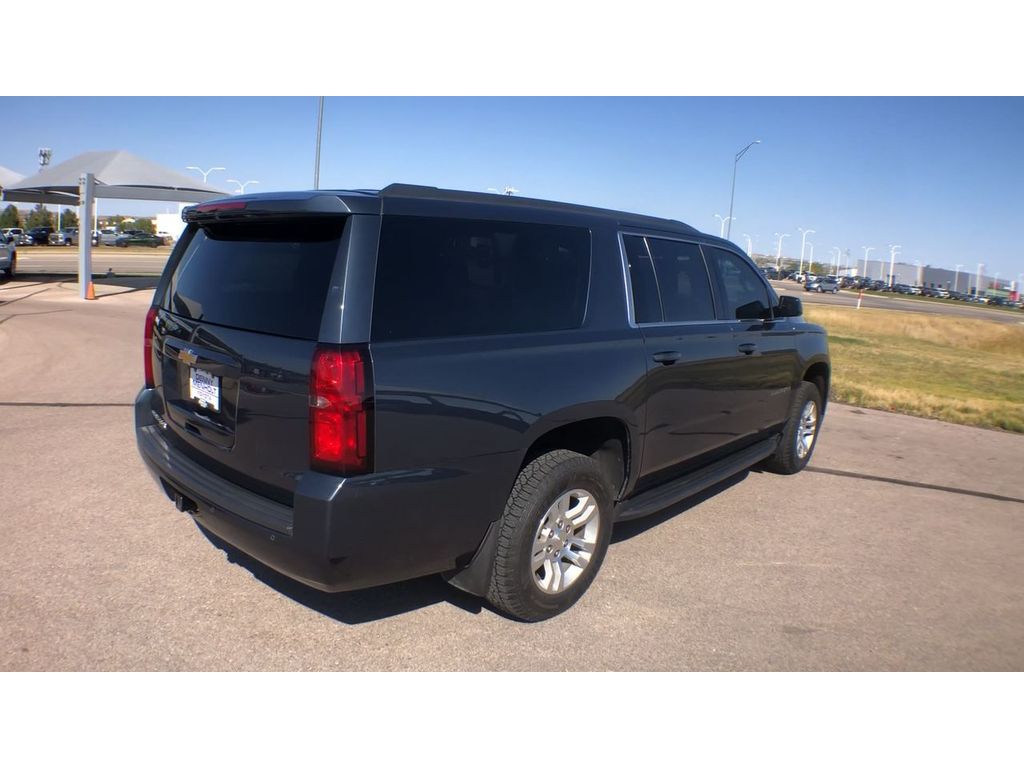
[0,203,155,234]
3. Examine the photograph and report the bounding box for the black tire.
[762,381,822,475]
[486,449,614,621]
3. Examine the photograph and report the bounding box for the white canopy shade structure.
[0,165,25,190]
[1,150,225,205]
[2,150,228,298]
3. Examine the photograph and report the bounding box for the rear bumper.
[134,388,464,592]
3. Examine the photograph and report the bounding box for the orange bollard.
[85,281,96,300]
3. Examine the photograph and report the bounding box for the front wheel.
[762,381,823,475]
[486,450,613,621]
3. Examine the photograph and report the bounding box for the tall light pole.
[831,247,842,277]
[227,179,259,195]
[914,260,922,287]
[798,227,815,276]
[314,96,324,190]
[714,214,733,239]
[954,264,963,293]
[774,232,790,268]
[186,166,225,184]
[888,245,902,288]
[726,139,760,241]
[39,148,55,229]
[742,234,753,256]
[862,246,875,279]
[975,263,984,296]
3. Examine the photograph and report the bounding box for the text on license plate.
[189,367,220,412]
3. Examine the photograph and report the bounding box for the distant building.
[156,205,187,240]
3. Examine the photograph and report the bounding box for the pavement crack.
[0,287,52,306]
[806,465,1024,505]
[0,402,132,408]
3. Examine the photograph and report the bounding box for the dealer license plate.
[189,367,220,412]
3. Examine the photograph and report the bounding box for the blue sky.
[2,97,1022,279]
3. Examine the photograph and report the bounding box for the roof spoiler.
[182,192,364,223]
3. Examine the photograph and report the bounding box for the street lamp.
[888,245,902,288]
[975,263,984,296]
[862,246,875,280]
[38,148,55,229]
[186,166,225,184]
[774,232,790,268]
[714,214,733,239]
[954,264,963,293]
[227,179,259,194]
[914,260,922,287]
[831,247,842,277]
[798,228,815,277]
[742,234,753,257]
[726,139,760,240]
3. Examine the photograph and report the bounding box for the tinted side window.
[167,218,345,340]
[622,235,662,323]
[646,238,716,322]
[705,247,771,320]
[372,216,591,341]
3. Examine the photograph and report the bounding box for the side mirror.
[775,295,803,318]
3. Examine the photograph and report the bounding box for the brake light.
[143,306,158,388]
[193,201,247,213]
[310,347,373,475]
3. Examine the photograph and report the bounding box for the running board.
[614,436,780,522]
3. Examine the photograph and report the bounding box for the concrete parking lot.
[1,278,1022,671]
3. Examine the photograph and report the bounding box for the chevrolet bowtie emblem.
[179,348,198,366]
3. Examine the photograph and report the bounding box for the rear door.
[152,216,348,505]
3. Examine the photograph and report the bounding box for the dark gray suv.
[135,184,830,621]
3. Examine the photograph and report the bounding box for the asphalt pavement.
[1,279,1022,670]
[15,245,171,277]
[773,279,1024,324]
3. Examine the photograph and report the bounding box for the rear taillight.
[143,306,158,388]
[310,347,373,475]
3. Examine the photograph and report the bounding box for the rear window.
[372,216,591,341]
[167,218,344,339]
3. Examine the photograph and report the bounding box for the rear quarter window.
[372,215,591,341]
[167,218,345,340]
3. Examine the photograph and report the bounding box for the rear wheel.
[762,381,822,475]
[486,450,613,621]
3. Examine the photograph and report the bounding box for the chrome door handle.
[652,351,682,365]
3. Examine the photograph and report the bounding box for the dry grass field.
[804,305,1024,432]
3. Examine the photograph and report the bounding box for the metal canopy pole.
[78,173,95,300]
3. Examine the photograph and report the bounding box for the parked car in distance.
[805,277,839,293]
[26,226,54,245]
[99,228,121,246]
[0,232,16,279]
[115,232,163,248]
[1,227,24,241]
[135,184,831,621]
[49,227,79,246]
